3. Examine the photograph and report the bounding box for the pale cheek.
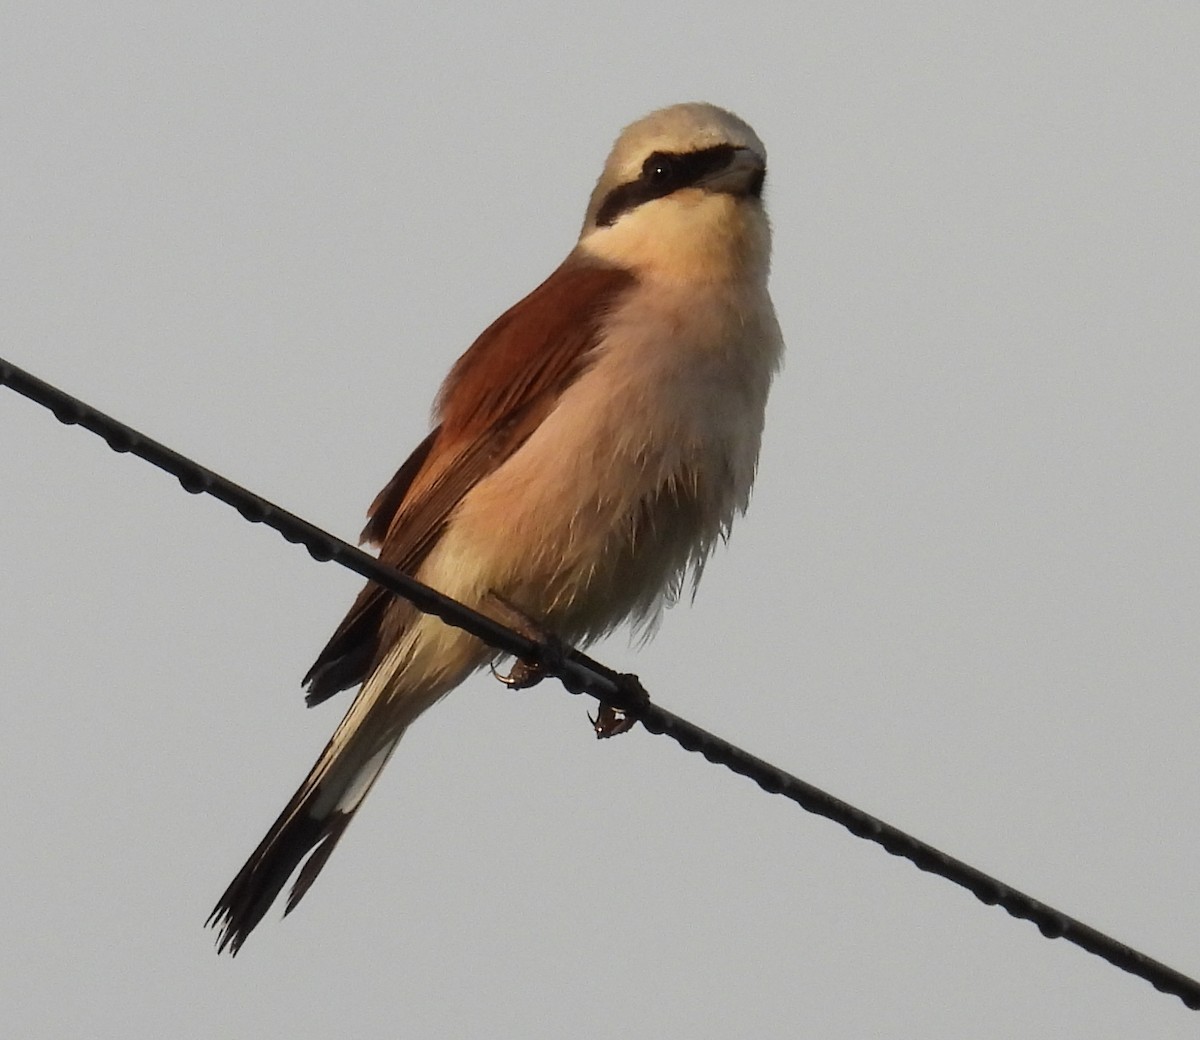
[584,195,762,282]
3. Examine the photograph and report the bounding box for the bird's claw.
[590,673,649,738]
[591,704,636,738]
[488,633,569,692]
[484,591,569,691]
[490,658,546,690]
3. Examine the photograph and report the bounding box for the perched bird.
[209,102,784,954]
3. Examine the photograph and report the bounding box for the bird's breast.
[422,277,782,642]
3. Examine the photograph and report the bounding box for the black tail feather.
[285,812,352,915]
[208,803,351,955]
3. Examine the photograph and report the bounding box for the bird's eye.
[644,154,675,185]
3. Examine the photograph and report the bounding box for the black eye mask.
[594,144,742,228]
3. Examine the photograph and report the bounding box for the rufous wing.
[302,256,635,705]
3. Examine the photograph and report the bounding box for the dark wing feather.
[360,425,440,548]
[302,427,440,703]
[301,256,635,704]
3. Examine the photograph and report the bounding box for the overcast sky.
[2,4,1198,1038]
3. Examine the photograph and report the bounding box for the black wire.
[3,354,1197,1011]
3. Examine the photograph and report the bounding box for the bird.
[208,101,784,954]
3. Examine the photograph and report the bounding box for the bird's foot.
[590,673,649,739]
[483,593,647,738]
[485,593,567,691]
[489,644,565,690]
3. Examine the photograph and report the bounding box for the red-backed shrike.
[210,102,783,953]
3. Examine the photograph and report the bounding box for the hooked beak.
[698,147,766,198]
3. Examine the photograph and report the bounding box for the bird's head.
[579,103,770,284]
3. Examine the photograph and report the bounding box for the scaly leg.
[483,592,642,738]
[483,592,566,690]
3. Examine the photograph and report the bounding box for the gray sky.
[2,4,1198,1037]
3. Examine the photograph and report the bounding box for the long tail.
[209,605,491,954]
[207,685,407,955]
